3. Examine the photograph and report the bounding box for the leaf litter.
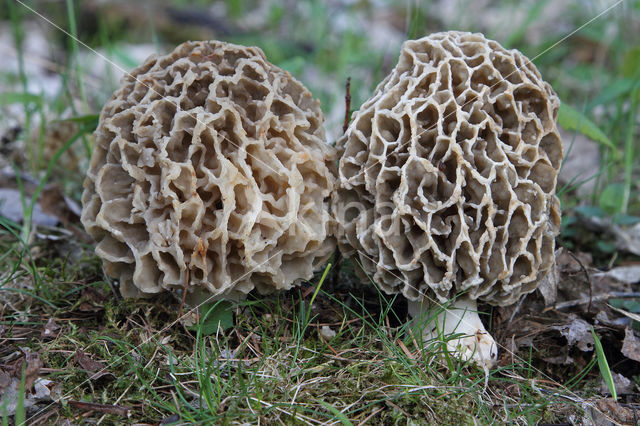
[493,245,640,424]
[3,224,640,424]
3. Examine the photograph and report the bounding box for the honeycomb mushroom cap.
[333,31,562,306]
[82,40,336,301]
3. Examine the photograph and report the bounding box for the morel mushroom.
[333,31,562,367]
[81,41,335,303]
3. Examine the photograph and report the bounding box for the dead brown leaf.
[77,301,103,313]
[0,188,58,226]
[81,287,107,304]
[76,287,107,312]
[558,129,600,197]
[576,213,640,257]
[39,184,81,225]
[599,372,635,396]
[594,398,637,425]
[41,317,61,339]
[0,369,10,390]
[621,327,640,363]
[554,249,593,306]
[24,351,43,390]
[551,317,594,352]
[594,264,640,284]
[73,349,115,381]
[537,261,558,306]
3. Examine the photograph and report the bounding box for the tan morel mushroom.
[81,41,335,302]
[333,31,562,368]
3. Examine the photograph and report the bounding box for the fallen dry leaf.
[621,327,640,363]
[599,372,635,396]
[609,305,640,323]
[554,249,593,304]
[24,351,43,390]
[81,286,107,304]
[0,374,59,416]
[74,349,103,371]
[577,213,640,256]
[178,310,199,327]
[41,317,61,339]
[594,398,637,425]
[537,260,558,306]
[551,317,594,352]
[0,188,58,226]
[73,349,115,381]
[160,414,181,425]
[595,310,628,327]
[594,265,640,284]
[0,370,10,390]
[77,301,104,313]
[0,378,24,416]
[558,129,600,197]
[39,185,81,226]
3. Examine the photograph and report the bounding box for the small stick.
[397,338,414,359]
[357,407,383,426]
[178,268,190,319]
[546,292,640,311]
[68,400,130,417]
[302,285,316,299]
[319,332,339,356]
[343,77,351,134]
[567,251,592,313]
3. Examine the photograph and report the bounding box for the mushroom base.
[408,296,498,369]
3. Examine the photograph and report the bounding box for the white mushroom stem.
[408,296,498,369]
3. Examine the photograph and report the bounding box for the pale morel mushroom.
[333,31,563,368]
[81,41,335,303]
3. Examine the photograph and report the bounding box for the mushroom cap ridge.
[82,40,336,301]
[332,31,562,306]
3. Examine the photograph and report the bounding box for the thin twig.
[343,76,351,133]
[178,268,190,319]
[68,400,130,417]
[102,267,120,301]
[396,338,414,359]
[567,251,592,313]
[357,407,382,426]
[508,294,528,324]
[318,331,339,355]
[547,292,640,311]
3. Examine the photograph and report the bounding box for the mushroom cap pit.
[82,40,336,301]
[333,31,562,306]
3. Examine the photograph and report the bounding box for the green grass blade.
[557,103,616,151]
[621,83,638,213]
[587,78,637,109]
[21,125,88,242]
[307,262,331,321]
[319,401,353,426]
[505,0,549,47]
[62,114,100,130]
[590,327,617,400]
[0,92,42,107]
[65,0,87,108]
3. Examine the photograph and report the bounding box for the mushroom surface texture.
[332,31,562,368]
[82,40,335,302]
